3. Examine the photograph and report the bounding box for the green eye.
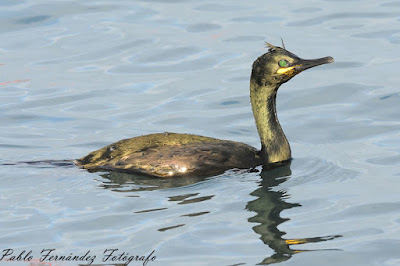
[279,59,288,68]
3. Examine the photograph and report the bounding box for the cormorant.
[76,43,333,177]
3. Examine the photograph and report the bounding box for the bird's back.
[76,133,261,177]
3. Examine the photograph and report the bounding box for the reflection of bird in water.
[246,164,342,264]
[98,163,341,264]
[76,43,333,177]
[98,171,207,192]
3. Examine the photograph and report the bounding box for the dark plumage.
[76,43,333,177]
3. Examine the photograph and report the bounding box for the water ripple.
[287,12,398,27]
[1,0,400,265]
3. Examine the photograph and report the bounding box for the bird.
[76,43,334,178]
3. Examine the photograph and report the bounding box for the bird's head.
[251,42,334,87]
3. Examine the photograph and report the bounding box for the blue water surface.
[1,0,400,265]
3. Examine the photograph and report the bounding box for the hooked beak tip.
[326,56,334,63]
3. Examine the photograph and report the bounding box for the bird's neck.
[250,80,291,164]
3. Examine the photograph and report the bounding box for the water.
[1,0,399,265]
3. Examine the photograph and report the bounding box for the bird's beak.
[294,56,334,73]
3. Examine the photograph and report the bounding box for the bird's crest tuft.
[265,42,286,52]
[280,38,286,50]
[265,39,287,52]
[265,42,277,52]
